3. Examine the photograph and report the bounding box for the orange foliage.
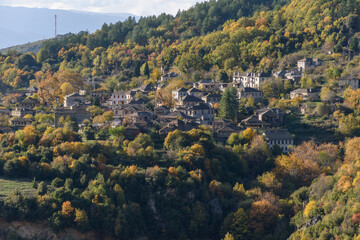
[61,201,74,217]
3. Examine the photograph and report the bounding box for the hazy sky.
[0,0,201,16]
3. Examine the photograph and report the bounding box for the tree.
[75,209,90,231]
[350,37,359,52]
[60,82,75,96]
[320,86,336,102]
[220,87,239,121]
[14,53,38,69]
[37,181,47,195]
[223,232,235,240]
[134,61,141,77]
[61,201,74,217]
[144,62,150,78]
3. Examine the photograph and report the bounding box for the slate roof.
[182,95,204,103]
[263,129,293,140]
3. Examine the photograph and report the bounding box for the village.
[0,57,358,154]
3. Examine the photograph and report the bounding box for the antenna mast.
[55,15,57,37]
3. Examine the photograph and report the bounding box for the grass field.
[0,178,38,198]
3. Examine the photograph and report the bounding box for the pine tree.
[220,87,239,121]
[144,62,150,78]
[134,61,141,77]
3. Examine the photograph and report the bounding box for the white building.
[111,90,136,106]
[233,72,272,89]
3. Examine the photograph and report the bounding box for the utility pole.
[55,15,57,38]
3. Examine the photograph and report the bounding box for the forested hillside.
[1,0,360,239]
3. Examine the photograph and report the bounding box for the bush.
[52,178,64,188]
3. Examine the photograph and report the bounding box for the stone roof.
[255,108,284,115]
[162,72,179,78]
[242,115,263,124]
[263,129,293,141]
[156,105,170,110]
[188,103,211,110]
[182,95,203,103]
[239,87,261,93]
[0,108,10,113]
[11,118,33,123]
[128,99,149,105]
[173,87,188,93]
[339,75,359,81]
[203,93,221,98]
[216,126,236,133]
[198,80,214,84]
[187,88,203,93]
[291,87,321,94]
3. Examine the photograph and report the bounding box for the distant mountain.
[0,6,136,49]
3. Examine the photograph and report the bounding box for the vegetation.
[2,0,360,239]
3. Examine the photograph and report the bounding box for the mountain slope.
[0,6,136,49]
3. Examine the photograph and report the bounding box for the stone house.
[0,108,11,116]
[256,108,284,126]
[64,93,86,107]
[161,72,179,81]
[181,95,204,107]
[19,98,40,109]
[297,58,322,72]
[215,127,237,140]
[339,75,360,90]
[10,117,33,127]
[202,93,221,105]
[262,129,293,153]
[11,107,35,117]
[54,104,90,127]
[241,108,284,128]
[185,103,214,125]
[172,88,188,101]
[237,88,263,103]
[241,115,272,128]
[112,106,139,119]
[187,88,204,98]
[193,80,219,92]
[124,124,142,139]
[290,87,321,101]
[155,106,170,115]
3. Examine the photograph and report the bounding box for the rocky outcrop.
[0,219,104,240]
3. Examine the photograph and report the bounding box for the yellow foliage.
[304,200,317,218]
[337,176,352,192]
[189,144,205,156]
[345,137,360,163]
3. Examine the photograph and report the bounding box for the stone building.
[54,104,90,127]
[64,93,86,107]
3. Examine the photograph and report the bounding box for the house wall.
[267,139,294,153]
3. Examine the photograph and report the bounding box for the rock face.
[0,219,102,240]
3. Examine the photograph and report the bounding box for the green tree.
[350,37,359,52]
[144,62,150,78]
[220,87,239,121]
[134,61,141,77]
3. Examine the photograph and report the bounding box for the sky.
[0,0,201,16]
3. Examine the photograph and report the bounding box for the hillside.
[1,0,360,239]
[0,6,136,49]
[0,39,47,54]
